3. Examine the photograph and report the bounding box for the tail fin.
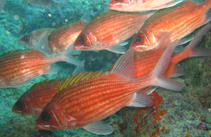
[35,32,52,55]
[189,23,211,57]
[150,39,184,91]
[174,23,211,62]
[53,0,66,18]
[59,44,85,74]
[203,0,211,11]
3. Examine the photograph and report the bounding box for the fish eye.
[77,35,85,45]
[134,35,142,44]
[41,111,51,122]
[15,101,22,109]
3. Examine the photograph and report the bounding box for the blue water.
[0,0,211,137]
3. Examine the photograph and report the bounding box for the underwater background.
[0,0,211,136]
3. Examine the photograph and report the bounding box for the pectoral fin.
[83,121,113,135]
[106,42,128,54]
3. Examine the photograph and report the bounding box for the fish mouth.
[12,108,22,114]
[131,45,153,52]
[36,123,58,130]
[108,3,128,8]
[36,124,51,130]
[73,45,90,50]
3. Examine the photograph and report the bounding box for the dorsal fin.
[57,71,108,93]
[30,79,62,88]
[110,49,136,79]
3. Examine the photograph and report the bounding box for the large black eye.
[15,101,22,109]
[77,35,85,45]
[41,111,51,122]
[134,35,142,44]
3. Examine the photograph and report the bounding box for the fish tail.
[145,34,184,91]
[53,0,66,18]
[204,0,211,9]
[60,44,85,74]
[178,23,211,59]
[57,4,65,18]
[199,0,211,13]
[35,32,52,55]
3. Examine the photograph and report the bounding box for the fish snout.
[12,99,31,114]
[130,44,153,52]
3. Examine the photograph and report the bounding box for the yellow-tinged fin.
[57,71,108,93]
[30,79,63,88]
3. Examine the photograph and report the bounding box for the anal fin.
[127,93,153,107]
[83,121,113,135]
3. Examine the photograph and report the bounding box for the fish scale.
[135,49,163,78]
[92,13,146,44]
[49,21,88,54]
[0,50,50,85]
[58,85,132,127]
[12,79,63,115]
[0,49,71,88]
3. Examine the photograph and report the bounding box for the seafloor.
[0,0,211,137]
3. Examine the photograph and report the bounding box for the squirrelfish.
[12,79,64,115]
[19,28,55,49]
[74,10,154,54]
[12,71,106,115]
[49,21,88,54]
[108,0,183,12]
[36,34,183,135]
[134,23,211,78]
[130,0,211,51]
[0,47,84,88]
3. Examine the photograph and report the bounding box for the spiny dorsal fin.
[31,79,62,88]
[57,71,108,93]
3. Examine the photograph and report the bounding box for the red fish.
[130,0,211,51]
[19,28,55,49]
[135,23,211,78]
[12,79,63,115]
[74,10,154,54]
[49,21,88,54]
[12,71,106,115]
[36,34,183,135]
[108,0,182,12]
[0,47,84,88]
